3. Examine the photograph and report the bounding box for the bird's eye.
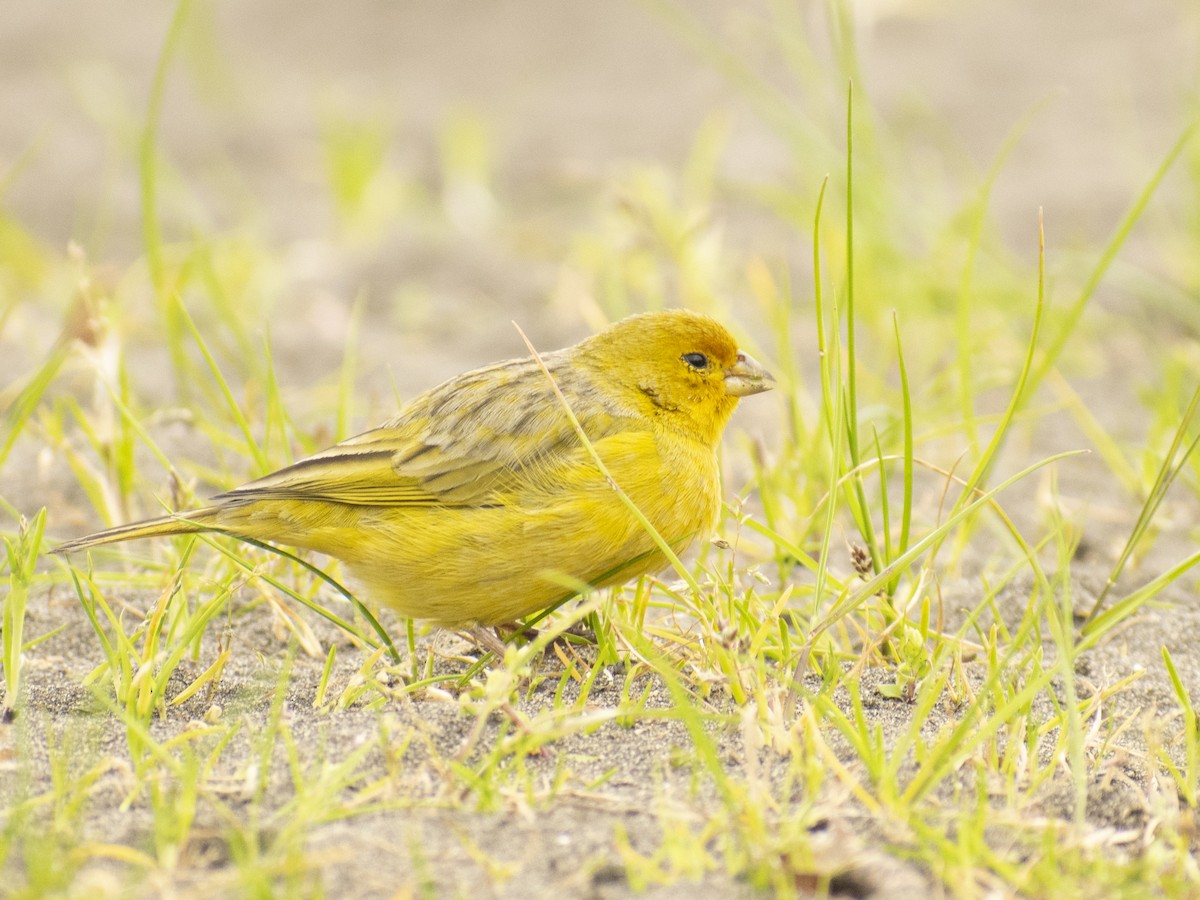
[682,352,709,370]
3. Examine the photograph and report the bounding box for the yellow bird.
[56,309,773,650]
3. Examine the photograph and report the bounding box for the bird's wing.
[214,354,636,508]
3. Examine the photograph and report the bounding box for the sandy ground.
[3,0,1200,896]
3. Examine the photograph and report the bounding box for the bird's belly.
[344,442,719,627]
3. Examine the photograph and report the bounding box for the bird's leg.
[461,625,511,658]
[461,620,598,658]
[498,620,597,647]
[496,621,538,643]
[458,623,545,658]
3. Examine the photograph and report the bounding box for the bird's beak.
[724,352,775,397]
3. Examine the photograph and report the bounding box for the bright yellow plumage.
[56,309,773,630]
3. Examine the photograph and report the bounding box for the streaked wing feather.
[211,448,441,507]
[215,352,635,508]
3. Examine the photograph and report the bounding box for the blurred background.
[4,1,1194,243]
[2,0,1198,526]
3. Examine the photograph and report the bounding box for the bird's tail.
[54,508,222,555]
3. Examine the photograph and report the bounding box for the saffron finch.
[57,309,773,644]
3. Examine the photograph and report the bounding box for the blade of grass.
[198,532,400,662]
[0,344,70,469]
[1047,369,1141,496]
[887,312,914,597]
[1085,381,1200,620]
[259,329,291,468]
[336,292,367,443]
[955,96,1055,457]
[1079,547,1200,651]
[1161,646,1198,806]
[3,509,46,714]
[173,298,270,475]
[141,0,196,391]
[840,80,884,576]
[1026,123,1196,397]
[811,174,843,626]
[1043,481,1087,829]
[926,208,1049,571]
[792,448,1085,684]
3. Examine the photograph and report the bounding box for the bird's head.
[579,309,774,445]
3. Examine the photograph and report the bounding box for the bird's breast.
[597,429,721,544]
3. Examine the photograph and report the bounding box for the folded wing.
[213,353,635,508]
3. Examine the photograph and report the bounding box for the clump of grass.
[2,508,45,716]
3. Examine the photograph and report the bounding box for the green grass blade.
[890,313,914,592]
[797,448,1085,674]
[140,0,196,392]
[955,97,1053,456]
[1085,382,1200,620]
[200,532,400,662]
[173,299,270,475]
[931,210,1048,569]
[1027,123,1196,395]
[0,344,69,469]
[3,509,46,713]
